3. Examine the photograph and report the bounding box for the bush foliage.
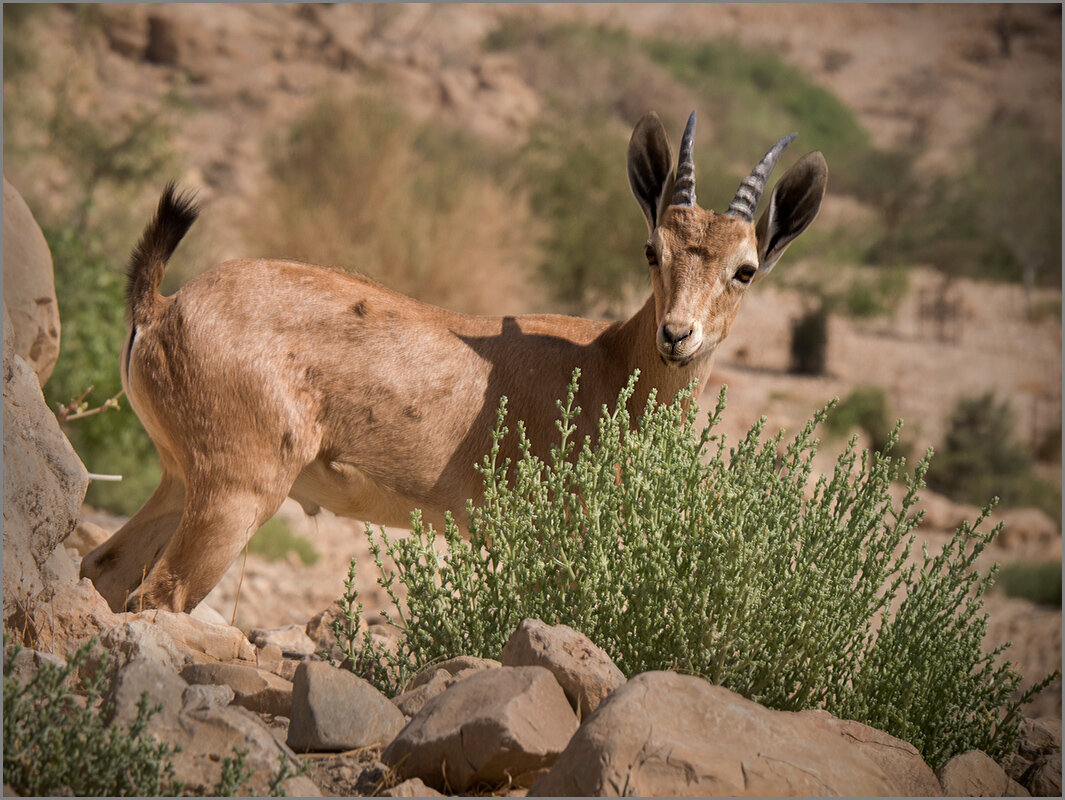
[3,636,301,797]
[337,372,1055,770]
[3,637,181,796]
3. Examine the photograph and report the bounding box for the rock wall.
[3,177,60,386]
[3,181,87,609]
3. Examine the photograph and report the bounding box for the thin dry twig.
[55,387,125,422]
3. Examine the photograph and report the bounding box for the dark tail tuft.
[126,182,200,327]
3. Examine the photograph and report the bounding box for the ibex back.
[81,111,827,613]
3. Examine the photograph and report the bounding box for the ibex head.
[628,110,827,366]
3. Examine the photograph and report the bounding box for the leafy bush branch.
[3,635,303,797]
[3,635,182,796]
[336,370,1056,770]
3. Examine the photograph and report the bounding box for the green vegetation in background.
[489,18,1061,291]
[839,265,910,318]
[897,118,1062,291]
[249,517,319,566]
[825,385,911,460]
[5,8,178,516]
[520,110,649,313]
[928,393,1062,523]
[995,561,1062,607]
[486,20,883,311]
[334,372,1056,770]
[644,36,874,195]
[44,227,162,515]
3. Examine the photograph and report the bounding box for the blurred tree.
[789,302,829,376]
[522,110,647,314]
[968,114,1062,316]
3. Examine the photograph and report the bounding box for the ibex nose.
[660,321,694,347]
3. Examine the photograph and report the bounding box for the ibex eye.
[644,244,659,267]
[734,265,757,284]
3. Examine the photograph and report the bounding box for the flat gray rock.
[287,660,405,752]
[181,661,293,717]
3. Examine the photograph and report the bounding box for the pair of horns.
[671,110,796,222]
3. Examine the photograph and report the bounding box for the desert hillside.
[4,2,1061,722]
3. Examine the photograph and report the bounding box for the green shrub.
[338,371,1054,770]
[4,635,303,797]
[249,516,319,566]
[841,265,910,319]
[995,561,1062,607]
[928,393,1061,521]
[789,304,829,375]
[3,636,182,796]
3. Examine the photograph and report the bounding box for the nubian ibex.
[81,111,827,613]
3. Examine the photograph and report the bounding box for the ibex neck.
[610,296,716,415]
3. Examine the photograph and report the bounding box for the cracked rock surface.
[529,671,944,797]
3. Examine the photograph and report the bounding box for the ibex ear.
[627,112,676,233]
[754,151,827,280]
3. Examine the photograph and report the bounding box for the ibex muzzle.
[80,110,827,614]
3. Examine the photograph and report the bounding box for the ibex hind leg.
[123,471,297,613]
[80,468,186,612]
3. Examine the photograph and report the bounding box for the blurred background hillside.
[3,4,1062,711]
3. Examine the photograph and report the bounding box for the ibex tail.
[126,182,199,328]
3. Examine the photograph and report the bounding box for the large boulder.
[3,321,88,608]
[3,178,60,385]
[530,671,943,797]
[383,665,579,793]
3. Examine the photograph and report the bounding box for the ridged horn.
[671,110,697,207]
[725,132,798,221]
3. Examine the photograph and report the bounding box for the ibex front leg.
[81,466,186,611]
[124,469,295,613]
